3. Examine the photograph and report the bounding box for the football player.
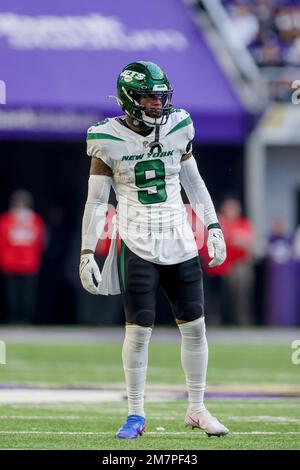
[80,61,229,439]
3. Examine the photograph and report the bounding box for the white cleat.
[185,408,229,437]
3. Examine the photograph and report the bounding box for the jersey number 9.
[135,160,167,205]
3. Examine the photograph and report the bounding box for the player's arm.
[80,157,113,294]
[180,153,226,267]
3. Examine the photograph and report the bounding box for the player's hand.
[79,253,102,295]
[207,228,226,268]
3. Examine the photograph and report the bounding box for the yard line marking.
[232,432,300,435]
[0,431,300,436]
[0,415,178,421]
[1,415,298,423]
[0,416,83,420]
[0,431,112,435]
[229,416,300,423]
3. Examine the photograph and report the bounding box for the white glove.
[79,253,102,295]
[207,228,227,268]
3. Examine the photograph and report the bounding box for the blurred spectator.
[265,217,297,325]
[229,2,260,46]
[0,190,45,323]
[223,0,300,66]
[201,197,255,325]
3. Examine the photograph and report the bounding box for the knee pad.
[175,301,204,322]
[132,309,155,328]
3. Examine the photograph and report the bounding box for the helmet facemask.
[125,86,173,128]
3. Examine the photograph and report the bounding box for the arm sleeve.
[180,156,219,228]
[81,174,112,251]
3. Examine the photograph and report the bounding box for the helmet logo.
[120,70,146,82]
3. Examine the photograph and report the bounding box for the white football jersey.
[86,109,198,264]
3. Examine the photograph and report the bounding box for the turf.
[0,339,299,449]
[1,342,299,386]
[0,400,299,450]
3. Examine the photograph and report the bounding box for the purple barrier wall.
[0,0,248,141]
[265,236,298,326]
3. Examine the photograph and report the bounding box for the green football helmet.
[117,61,173,127]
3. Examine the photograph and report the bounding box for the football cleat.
[115,414,146,439]
[185,408,229,437]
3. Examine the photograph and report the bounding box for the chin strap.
[149,125,163,153]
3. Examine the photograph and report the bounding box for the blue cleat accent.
[115,414,146,439]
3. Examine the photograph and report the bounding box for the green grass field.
[0,333,300,450]
[0,400,300,450]
[2,342,299,386]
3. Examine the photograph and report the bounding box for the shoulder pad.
[87,118,124,142]
[166,108,193,137]
[87,118,111,136]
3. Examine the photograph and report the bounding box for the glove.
[79,253,102,295]
[207,228,226,268]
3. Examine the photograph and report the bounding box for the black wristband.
[207,223,221,231]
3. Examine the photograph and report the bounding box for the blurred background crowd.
[223,0,300,67]
[221,0,300,100]
[0,0,299,327]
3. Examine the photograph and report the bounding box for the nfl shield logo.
[143,141,149,148]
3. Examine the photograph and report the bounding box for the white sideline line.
[0,415,177,421]
[0,415,298,424]
[229,416,300,423]
[0,390,124,404]
[0,389,180,404]
[0,416,85,420]
[1,392,299,406]
[0,431,300,436]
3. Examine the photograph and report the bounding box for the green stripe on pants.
[120,240,126,292]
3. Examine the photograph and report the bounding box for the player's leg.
[160,257,229,436]
[160,258,207,411]
[116,240,160,439]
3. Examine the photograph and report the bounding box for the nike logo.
[189,416,199,426]
[80,258,90,275]
[212,233,223,240]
